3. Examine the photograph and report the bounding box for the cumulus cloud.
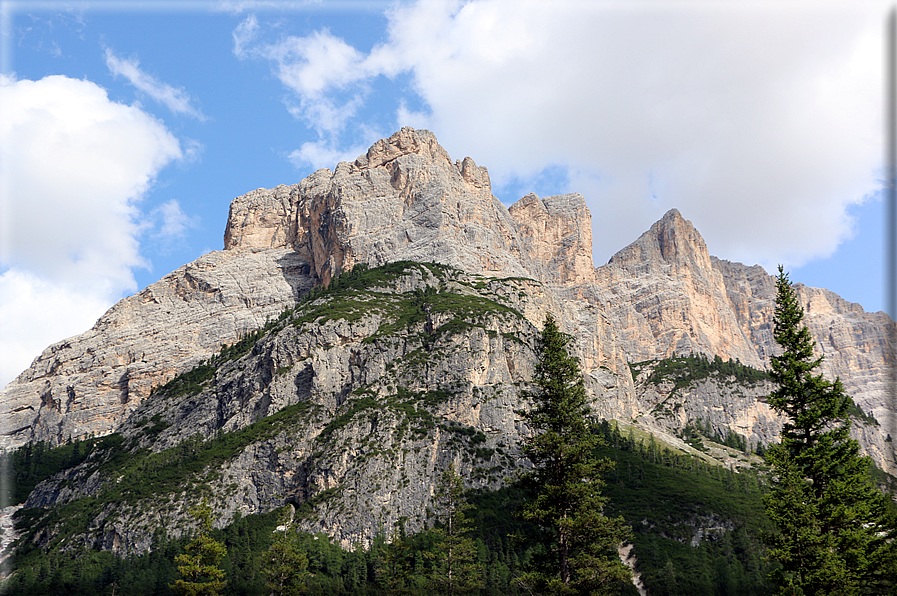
[0,271,113,387]
[234,18,376,137]
[236,0,885,271]
[0,74,184,387]
[105,48,206,120]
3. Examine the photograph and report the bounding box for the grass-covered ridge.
[150,261,529,401]
[629,353,772,391]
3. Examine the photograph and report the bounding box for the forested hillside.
[4,419,782,595]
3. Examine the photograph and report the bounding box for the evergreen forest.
[3,420,786,596]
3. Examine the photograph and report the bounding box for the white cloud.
[235,19,375,135]
[105,47,206,120]
[236,0,887,271]
[288,138,370,171]
[0,74,184,387]
[232,14,260,59]
[0,270,113,387]
[153,199,196,240]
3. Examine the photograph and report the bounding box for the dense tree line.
[631,353,772,390]
[6,428,781,596]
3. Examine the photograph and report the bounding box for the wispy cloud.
[153,199,197,240]
[104,47,206,120]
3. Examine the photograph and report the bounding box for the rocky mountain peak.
[608,208,714,273]
[353,127,454,171]
[223,127,589,286]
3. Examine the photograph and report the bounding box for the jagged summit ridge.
[609,208,714,272]
[223,127,595,286]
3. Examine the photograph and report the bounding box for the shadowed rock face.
[2,128,893,481]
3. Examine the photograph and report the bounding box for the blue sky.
[0,0,892,387]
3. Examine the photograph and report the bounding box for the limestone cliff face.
[0,250,315,449]
[3,127,894,498]
[712,256,895,430]
[588,211,894,457]
[507,192,596,285]
[224,128,594,287]
[593,210,761,367]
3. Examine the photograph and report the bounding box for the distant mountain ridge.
[1,127,893,480]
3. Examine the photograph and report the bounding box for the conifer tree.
[262,508,310,596]
[377,527,414,595]
[516,313,632,595]
[426,463,483,595]
[763,267,897,594]
[170,499,227,596]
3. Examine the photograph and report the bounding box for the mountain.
[1,128,894,559]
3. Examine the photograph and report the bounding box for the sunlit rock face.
[3,126,893,490]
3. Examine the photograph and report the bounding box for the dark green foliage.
[286,261,522,343]
[763,267,897,595]
[846,400,879,426]
[516,314,632,595]
[3,436,108,504]
[316,397,380,442]
[630,353,771,392]
[593,421,777,596]
[152,362,218,398]
[425,464,484,594]
[12,402,316,552]
[7,426,791,596]
[171,499,227,596]
[262,509,310,596]
[680,419,749,453]
[376,528,415,595]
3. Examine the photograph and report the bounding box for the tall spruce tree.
[377,526,414,595]
[516,313,632,595]
[763,267,897,594]
[426,463,483,595]
[170,499,227,596]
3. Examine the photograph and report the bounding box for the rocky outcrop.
[0,249,315,449]
[224,128,594,287]
[508,192,596,285]
[712,257,895,431]
[592,210,762,367]
[587,211,894,453]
